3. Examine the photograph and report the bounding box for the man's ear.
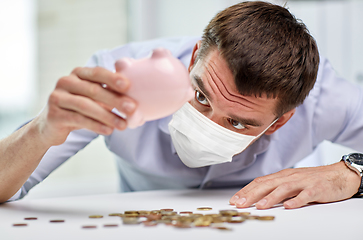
[188,40,202,73]
[265,108,296,135]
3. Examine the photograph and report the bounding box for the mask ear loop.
[256,118,279,138]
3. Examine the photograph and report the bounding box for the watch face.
[349,153,363,165]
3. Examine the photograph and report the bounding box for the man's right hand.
[34,66,137,147]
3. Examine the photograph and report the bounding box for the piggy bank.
[114,48,194,128]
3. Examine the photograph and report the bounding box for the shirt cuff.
[6,188,22,202]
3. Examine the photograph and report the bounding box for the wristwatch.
[341,153,363,196]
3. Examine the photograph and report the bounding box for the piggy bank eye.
[195,90,209,106]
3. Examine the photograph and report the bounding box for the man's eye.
[195,90,209,106]
[229,119,245,130]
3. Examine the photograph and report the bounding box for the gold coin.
[179,211,193,215]
[13,223,27,227]
[122,217,140,225]
[227,216,245,223]
[257,216,275,221]
[160,211,177,216]
[197,207,212,211]
[49,219,65,223]
[124,213,139,217]
[245,215,260,220]
[147,214,162,221]
[108,213,123,217]
[124,210,138,214]
[24,217,37,220]
[219,210,239,216]
[213,226,232,231]
[194,216,213,227]
[173,222,192,228]
[89,215,103,219]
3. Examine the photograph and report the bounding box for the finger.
[232,178,282,208]
[53,108,115,135]
[71,67,130,93]
[230,168,298,205]
[57,75,137,116]
[283,188,319,209]
[50,90,127,130]
[254,181,301,209]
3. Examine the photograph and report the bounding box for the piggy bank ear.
[115,58,133,73]
[151,48,171,59]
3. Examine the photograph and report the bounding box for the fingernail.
[114,118,125,129]
[229,195,239,204]
[284,200,294,208]
[116,79,127,90]
[236,197,246,206]
[257,198,267,207]
[122,101,136,113]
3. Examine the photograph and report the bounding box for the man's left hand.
[229,161,361,209]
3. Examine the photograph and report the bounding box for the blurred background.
[0,0,361,199]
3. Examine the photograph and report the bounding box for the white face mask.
[168,102,277,168]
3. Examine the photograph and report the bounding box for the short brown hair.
[198,1,319,117]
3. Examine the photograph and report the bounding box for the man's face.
[188,49,279,137]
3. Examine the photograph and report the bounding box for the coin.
[124,213,139,217]
[257,216,275,221]
[197,207,212,211]
[179,211,193,215]
[143,221,158,227]
[24,217,37,220]
[13,223,27,227]
[103,224,119,227]
[89,215,103,218]
[108,213,124,217]
[227,216,245,223]
[160,208,174,212]
[212,226,233,231]
[49,220,65,223]
[124,210,139,214]
[122,217,140,225]
[193,216,213,227]
[219,210,239,216]
[147,214,162,221]
[82,225,97,229]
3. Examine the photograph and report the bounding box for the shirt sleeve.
[312,56,363,151]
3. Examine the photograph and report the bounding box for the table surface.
[0,188,360,240]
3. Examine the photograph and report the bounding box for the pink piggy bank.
[114,48,194,128]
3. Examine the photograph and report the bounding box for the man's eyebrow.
[193,74,262,128]
[192,74,213,100]
[230,115,263,127]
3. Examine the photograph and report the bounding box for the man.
[0,1,362,209]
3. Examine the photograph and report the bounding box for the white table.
[0,189,360,240]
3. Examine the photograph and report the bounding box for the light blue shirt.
[10,36,363,201]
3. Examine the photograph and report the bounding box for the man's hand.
[34,67,137,146]
[229,161,361,209]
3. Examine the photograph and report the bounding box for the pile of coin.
[109,207,275,231]
[12,207,274,231]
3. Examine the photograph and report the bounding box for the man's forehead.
[192,50,278,118]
